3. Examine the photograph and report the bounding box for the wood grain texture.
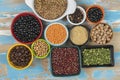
[0,0,120,80]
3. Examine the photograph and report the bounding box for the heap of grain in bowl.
[34,0,67,20]
[45,23,68,46]
[70,26,89,46]
[32,39,50,58]
[90,23,113,44]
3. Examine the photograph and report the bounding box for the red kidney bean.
[51,47,80,76]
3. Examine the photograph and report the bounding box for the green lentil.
[82,48,111,66]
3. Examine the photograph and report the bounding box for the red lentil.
[46,24,67,44]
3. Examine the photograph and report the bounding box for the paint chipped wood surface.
[0,0,120,80]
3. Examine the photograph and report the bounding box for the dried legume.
[91,23,113,44]
[82,48,111,66]
[87,7,103,23]
[33,40,49,57]
[51,47,80,75]
[46,23,67,45]
[12,14,42,43]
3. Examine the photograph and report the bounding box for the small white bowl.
[67,6,86,25]
[44,23,69,46]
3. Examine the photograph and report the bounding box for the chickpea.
[33,40,49,57]
[91,23,113,44]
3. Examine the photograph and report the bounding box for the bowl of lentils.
[11,12,43,44]
[7,44,33,70]
[86,5,104,24]
[31,39,51,59]
[44,23,69,46]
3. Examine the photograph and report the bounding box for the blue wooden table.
[0,0,120,80]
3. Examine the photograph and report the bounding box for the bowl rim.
[44,23,69,46]
[7,44,34,70]
[11,12,43,44]
[86,5,105,24]
[90,23,113,44]
[31,39,51,59]
[67,6,86,25]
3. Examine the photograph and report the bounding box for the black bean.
[87,7,103,22]
[13,14,41,43]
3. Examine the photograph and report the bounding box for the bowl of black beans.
[11,12,43,44]
[7,44,33,70]
[86,5,104,24]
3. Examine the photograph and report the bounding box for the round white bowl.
[44,23,69,46]
[67,6,86,25]
[25,0,77,22]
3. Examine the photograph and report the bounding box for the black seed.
[13,14,41,43]
[87,7,103,22]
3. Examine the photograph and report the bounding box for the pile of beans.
[9,46,32,67]
[82,48,111,66]
[51,47,80,75]
[91,23,113,44]
[87,7,103,23]
[12,14,42,43]
[33,40,49,57]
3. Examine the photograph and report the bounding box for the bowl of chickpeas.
[90,23,113,44]
[31,39,50,59]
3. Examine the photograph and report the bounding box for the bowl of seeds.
[7,44,33,70]
[25,0,76,22]
[11,12,43,44]
[86,5,104,24]
[90,23,113,44]
[31,39,50,59]
[67,6,86,25]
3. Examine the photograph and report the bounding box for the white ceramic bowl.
[25,0,77,22]
[67,6,86,25]
[44,23,69,46]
